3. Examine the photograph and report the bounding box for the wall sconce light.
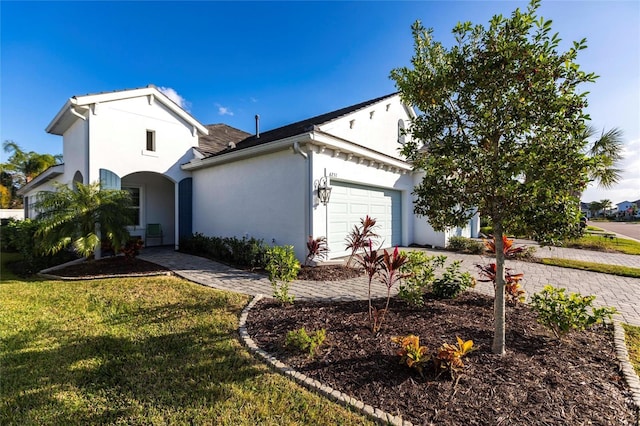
[314,176,332,205]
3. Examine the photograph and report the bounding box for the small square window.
[146,130,155,152]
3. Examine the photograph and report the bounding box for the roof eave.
[16,164,65,196]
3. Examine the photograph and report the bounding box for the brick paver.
[139,247,640,326]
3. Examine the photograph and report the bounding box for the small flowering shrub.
[121,237,144,259]
[286,327,326,358]
[530,285,617,338]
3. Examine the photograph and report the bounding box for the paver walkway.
[139,246,640,326]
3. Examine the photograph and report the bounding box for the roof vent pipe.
[255,114,260,138]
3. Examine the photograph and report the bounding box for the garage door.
[328,181,401,257]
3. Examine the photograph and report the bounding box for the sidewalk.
[139,247,640,326]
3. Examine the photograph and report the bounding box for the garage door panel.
[328,182,401,257]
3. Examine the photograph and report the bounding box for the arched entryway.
[121,171,175,247]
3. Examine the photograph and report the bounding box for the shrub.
[121,237,144,259]
[392,335,475,379]
[483,235,526,259]
[433,337,475,378]
[398,251,447,306]
[432,261,475,299]
[447,236,484,254]
[179,233,267,270]
[285,327,326,357]
[476,263,526,304]
[345,215,379,267]
[530,285,617,338]
[306,236,328,265]
[266,245,300,305]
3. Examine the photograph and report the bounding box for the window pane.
[146,131,155,151]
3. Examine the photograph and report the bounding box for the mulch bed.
[49,256,170,278]
[246,293,638,425]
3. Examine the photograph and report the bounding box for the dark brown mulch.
[297,265,363,281]
[246,293,637,425]
[49,256,169,278]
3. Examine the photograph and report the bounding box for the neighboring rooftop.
[198,124,251,156]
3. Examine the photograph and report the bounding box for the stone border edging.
[613,321,640,419]
[37,271,173,281]
[238,294,412,426]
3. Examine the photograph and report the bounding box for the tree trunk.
[492,223,506,355]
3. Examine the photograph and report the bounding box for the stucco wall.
[87,96,198,184]
[318,95,413,159]
[192,149,308,260]
[62,118,88,185]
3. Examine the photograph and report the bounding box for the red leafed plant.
[356,242,407,333]
[476,263,526,304]
[345,216,380,267]
[483,235,525,259]
[356,239,384,329]
[305,236,328,265]
[375,247,408,332]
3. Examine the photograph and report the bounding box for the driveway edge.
[613,321,640,418]
[238,294,412,426]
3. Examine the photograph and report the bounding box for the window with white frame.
[123,187,141,226]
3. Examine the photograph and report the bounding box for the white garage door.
[328,181,402,257]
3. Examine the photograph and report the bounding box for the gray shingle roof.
[197,124,252,156]
[203,92,398,158]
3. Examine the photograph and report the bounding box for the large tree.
[1,141,62,207]
[391,0,600,354]
[35,182,133,258]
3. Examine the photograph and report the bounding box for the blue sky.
[1,1,638,203]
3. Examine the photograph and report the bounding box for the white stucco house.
[19,85,479,261]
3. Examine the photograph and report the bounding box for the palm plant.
[599,199,612,218]
[585,127,624,189]
[2,141,62,185]
[35,182,133,258]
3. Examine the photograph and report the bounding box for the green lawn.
[0,259,373,425]
[623,324,640,376]
[540,258,640,279]
[565,235,640,255]
[586,225,605,232]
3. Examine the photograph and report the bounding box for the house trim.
[16,164,65,196]
[182,131,412,173]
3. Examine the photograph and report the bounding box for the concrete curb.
[613,321,640,422]
[238,294,412,426]
[37,271,173,281]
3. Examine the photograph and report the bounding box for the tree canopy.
[390,0,604,354]
[1,141,62,207]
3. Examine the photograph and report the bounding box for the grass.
[564,235,640,255]
[540,258,640,278]
[586,225,605,232]
[623,324,640,376]
[0,256,373,425]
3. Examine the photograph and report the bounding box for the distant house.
[616,200,639,218]
[18,85,480,261]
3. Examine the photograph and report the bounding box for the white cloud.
[216,103,234,116]
[250,97,258,103]
[158,87,190,111]
[581,138,640,204]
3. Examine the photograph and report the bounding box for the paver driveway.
[139,247,640,326]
